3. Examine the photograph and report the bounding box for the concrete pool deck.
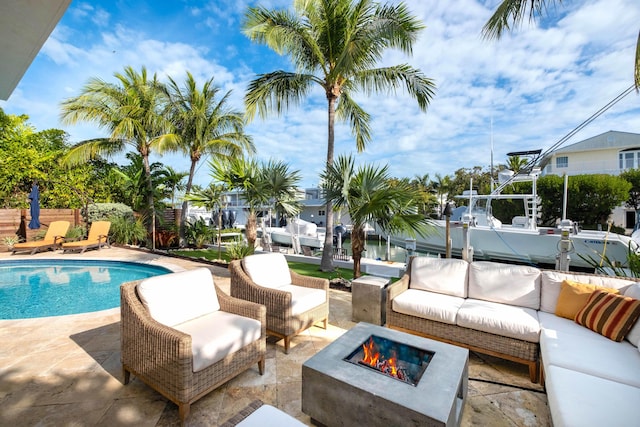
[0,247,550,426]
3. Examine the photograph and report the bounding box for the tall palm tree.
[243,0,435,271]
[261,159,302,226]
[322,155,429,278]
[163,72,255,244]
[210,157,268,248]
[483,0,640,90]
[59,66,173,244]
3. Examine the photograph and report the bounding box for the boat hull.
[390,221,635,269]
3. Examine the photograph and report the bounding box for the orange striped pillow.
[575,290,640,342]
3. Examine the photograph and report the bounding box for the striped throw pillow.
[575,290,640,342]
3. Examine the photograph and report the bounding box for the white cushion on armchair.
[242,253,292,289]
[173,311,262,372]
[137,267,220,327]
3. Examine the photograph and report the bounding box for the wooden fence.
[0,209,83,243]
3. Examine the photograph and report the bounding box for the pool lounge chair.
[62,221,111,253]
[12,220,70,255]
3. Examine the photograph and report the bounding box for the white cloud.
[1,0,639,190]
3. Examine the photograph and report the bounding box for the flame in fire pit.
[344,334,434,386]
[361,337,403,380]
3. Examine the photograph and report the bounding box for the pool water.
[0,260,171,319]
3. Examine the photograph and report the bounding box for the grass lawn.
[169,249,355,280]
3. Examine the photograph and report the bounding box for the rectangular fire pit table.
[302,322,468,427]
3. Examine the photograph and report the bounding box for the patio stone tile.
[95,396,167,427]
[487,390,551,427]
[0,247,552,426]
[1,399,111,426]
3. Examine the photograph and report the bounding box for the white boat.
[263,218,326,249]
[390,169,639,270]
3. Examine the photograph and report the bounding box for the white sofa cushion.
[279,284,326,316]
[392,289,465,325]
[545,365,640,427]
[235,404,306,427]
[242,253,291,289]
[456,298,540,342]
[624,283,640,347]
[173,311,262,373]
[137,268,220,327]
[410,257,468,297]
[539,312,640,387]
[540,270,635,314]
[468,261,541,310]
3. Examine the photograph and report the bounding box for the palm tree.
[210,157,268,248]
[483,0,640,90]
[506,155,528,174]
[185,183,228,260]
[243,0,435,271]
[261,159,302,226]
[161,166,188,209]
[163,72,255,245]
[59,66,173,245]
[322,155,430,278]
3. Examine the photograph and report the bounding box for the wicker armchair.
[229,253,329,353]
[120,269,266,424]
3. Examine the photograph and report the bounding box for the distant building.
[540,130,640,232]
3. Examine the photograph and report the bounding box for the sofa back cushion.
[410,257,468,297]
[468,261,541,309]
[540,271,635,314]
[555,280,620,320]
[242,253,292,289]
[624,283,640,347]
[137,268,220,327]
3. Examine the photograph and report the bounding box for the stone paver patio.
[0,247,550,426]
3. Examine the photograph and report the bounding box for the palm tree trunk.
[320,94,338,272]
[246,210,257,248]
[351,226,365,279]
[180,160,197,247]
[141,152,156,250]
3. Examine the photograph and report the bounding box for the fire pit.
[343,334,434,386]
[302,323,468,427]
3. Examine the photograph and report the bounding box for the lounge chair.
[12,220,70,255]
[229,252,329,353]
[62,221,111,253]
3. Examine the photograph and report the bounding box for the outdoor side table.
[351,275,390,325]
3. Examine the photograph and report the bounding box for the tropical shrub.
[184,218,214,247]
[155,228,179,249]
[108,215,147,245]
[226,240,254,260]
[66,225,86,241]
[86,203,135,222]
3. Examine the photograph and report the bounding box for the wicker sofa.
[229,253,329,353]
[386,256,640,426]
[120,268,266,424]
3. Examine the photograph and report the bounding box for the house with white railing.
[540,130,640,232]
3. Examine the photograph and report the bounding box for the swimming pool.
[0,259,172,319]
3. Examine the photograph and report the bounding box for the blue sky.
[1,0,640,188]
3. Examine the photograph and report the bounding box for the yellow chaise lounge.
[12,220,70,255]
[62,221,111,254]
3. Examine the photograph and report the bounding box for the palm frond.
[482,0,558,40]
[245,71,316,121]
[59,138,126,167]
[354,65,435,111]
[335,92,371,152]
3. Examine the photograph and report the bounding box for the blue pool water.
[0,259,171,319]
